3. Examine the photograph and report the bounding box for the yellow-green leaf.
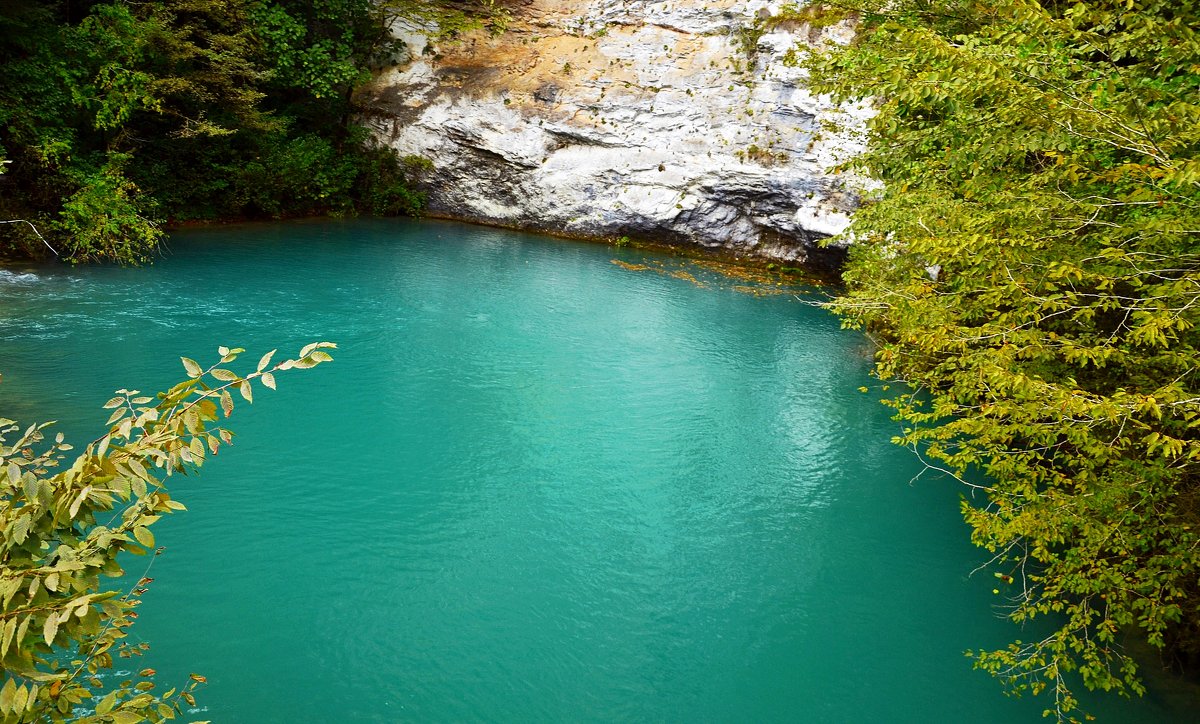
[0,676,14,714]
[133,526,154,548]
[210,368,238,382]
[181,357,203,378]
[10,684,27,716]
[96,690,119,715]
[43,614,59,646]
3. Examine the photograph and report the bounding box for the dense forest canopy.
[0,0,506,264]
[797,0,1200,718]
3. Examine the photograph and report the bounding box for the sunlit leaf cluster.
[0,343,334,722]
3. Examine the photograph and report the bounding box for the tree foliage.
[0,343,334,722]
[0,0,270,263]
[0,0,503,263]
[797,0,1200,718]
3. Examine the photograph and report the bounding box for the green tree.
[0,0,272,262]
[795,0,1200,719]
[0,0,477,262]
[0,343,334,721]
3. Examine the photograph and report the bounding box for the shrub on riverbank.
[0,1,504,263]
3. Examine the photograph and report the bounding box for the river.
[0,219,1185,722]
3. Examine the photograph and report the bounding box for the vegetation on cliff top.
[799,0,1200,718]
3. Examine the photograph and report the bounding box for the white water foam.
[0,270,39,283]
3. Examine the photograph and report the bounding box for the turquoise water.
[0,220,1184,722]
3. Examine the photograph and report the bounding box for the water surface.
[0,220,1182,722]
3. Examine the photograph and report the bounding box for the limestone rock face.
[360,0,868,267]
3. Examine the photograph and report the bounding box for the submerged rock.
[360,0,870,268]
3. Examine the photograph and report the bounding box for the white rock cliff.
[360,0,868,267]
